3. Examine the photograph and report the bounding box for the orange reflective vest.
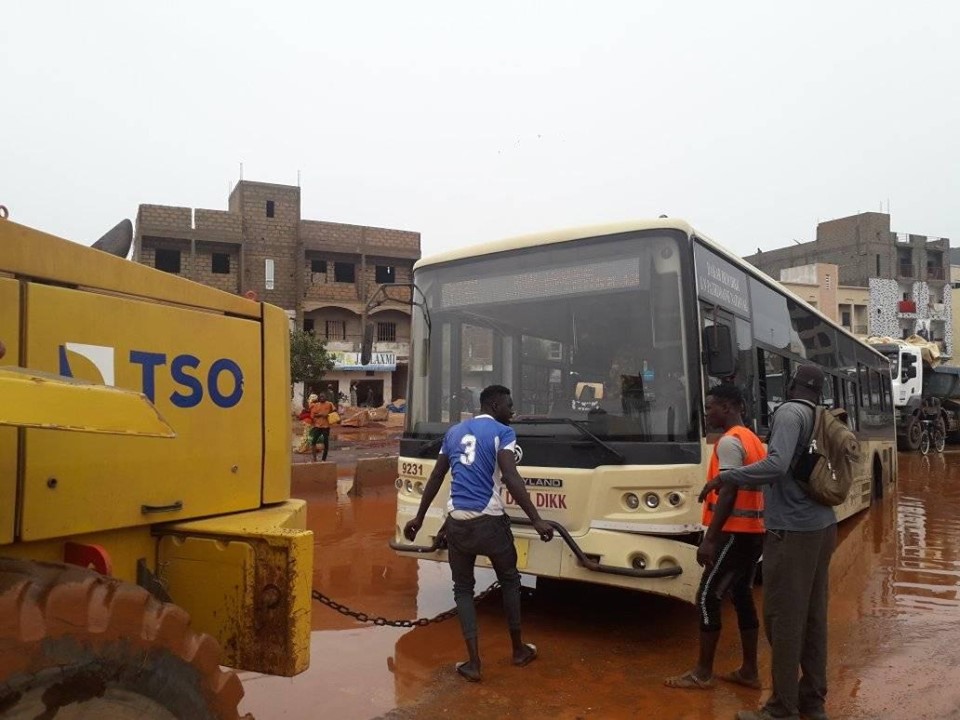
[702,425,767,534]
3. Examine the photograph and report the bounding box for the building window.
[311,259,327,274]
[376,265,396,284]
[377,321,397,342]
[266,200,275,218]
[303,318,315,334]
[212,252,230,274]
[155,248,181,274]
[325,320,346,340]
[841,310,851,327]
[265,258,275,290]
[825,273,831,290]
[334,262,355,283]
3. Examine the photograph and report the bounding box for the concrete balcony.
[927,266,946,281]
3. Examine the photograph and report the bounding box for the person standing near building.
[349,380,358,408]
[403,385,554,682]
[665,384,766,691]
[700,365,835,720]
[308,392,336,462]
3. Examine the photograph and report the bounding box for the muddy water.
[240,452,960,719]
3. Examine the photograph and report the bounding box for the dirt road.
[239,450,960,719]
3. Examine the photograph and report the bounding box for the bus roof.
[414,218,695,270]
[415,217,888,365]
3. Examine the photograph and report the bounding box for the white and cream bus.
[387,220,897,603]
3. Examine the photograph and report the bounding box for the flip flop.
[664,671,714,689]
[719,669,762,689]
[513,642,538,667]
[455,661,481,682]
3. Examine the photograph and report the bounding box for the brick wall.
[234,182,302,311]
[133,181,421,318]
[138,204,192,230]
[193,242,240,293]
[139,237,195,277]
[195,209,241,236]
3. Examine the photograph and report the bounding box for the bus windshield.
[407,231,697,443]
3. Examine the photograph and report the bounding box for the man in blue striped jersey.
[404,384,554,682]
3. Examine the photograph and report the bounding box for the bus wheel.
[0,559,247,720]
[872,454,884,501]
[901,415,922,452]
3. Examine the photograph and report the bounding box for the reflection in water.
[836,451,960,720]
[241,454,960,720]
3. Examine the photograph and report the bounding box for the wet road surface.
[239,451,960,719]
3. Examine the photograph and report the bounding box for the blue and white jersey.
[441,414,517,515]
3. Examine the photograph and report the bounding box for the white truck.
[870,338,960,450]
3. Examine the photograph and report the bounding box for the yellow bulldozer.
[0,212,313,718]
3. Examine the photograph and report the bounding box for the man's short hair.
[706,383,744,408]
[480,384,511,407]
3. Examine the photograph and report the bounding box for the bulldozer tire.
[0,558,248,720]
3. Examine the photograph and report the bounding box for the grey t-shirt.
[716,434,745,470]
[720,402,837,532]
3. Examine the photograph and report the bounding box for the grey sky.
[2,1,957,259]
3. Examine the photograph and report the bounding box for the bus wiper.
[417,436,444,457]
[511,418,626,464]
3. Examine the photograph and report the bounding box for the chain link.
[312,581,502,628]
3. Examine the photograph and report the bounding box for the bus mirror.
[360,323,374,365]
[702,325,735,377]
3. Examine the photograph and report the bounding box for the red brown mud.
[239,451,960,719]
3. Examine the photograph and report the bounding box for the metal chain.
[312,580,502,628]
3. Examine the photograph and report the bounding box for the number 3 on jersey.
[460,434,477,465]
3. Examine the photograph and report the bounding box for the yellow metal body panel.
[0,219,259,318]
[262,303,292,504]
[0,278,19,544]
[0,367,175,437]
[157,500,313,676]
[21,283,264,540]
[0,525,158,584]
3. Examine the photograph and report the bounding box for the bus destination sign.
[694,243,751,319]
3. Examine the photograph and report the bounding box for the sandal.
[664,671,714,689]
[719,669,762,689]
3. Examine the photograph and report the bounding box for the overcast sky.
[2,1,957,258]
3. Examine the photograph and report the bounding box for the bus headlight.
[394,478,404,491]
[643,492,660,509]
[667,492,683,507]
[405,479,414,493]
[414,481,424,495]
[623,492,640,510]
[631,554,648,570]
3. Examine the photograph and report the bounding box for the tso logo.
[513,444,523,464]
[59,343,244,409]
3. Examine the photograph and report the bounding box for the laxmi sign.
[331,351,397,371]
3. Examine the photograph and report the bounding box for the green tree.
[290,329,335,390]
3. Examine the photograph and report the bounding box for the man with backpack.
[700,365,837,720]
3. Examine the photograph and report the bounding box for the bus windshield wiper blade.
[511,418,626,464]
[417,436,444,457]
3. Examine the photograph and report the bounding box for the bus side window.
[758,349,787,429]
[870,369,882,411]
[821,375,835,409]
[846,379,859,430]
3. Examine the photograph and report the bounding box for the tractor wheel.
[900,415,922,452]
[0,558,248,720]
